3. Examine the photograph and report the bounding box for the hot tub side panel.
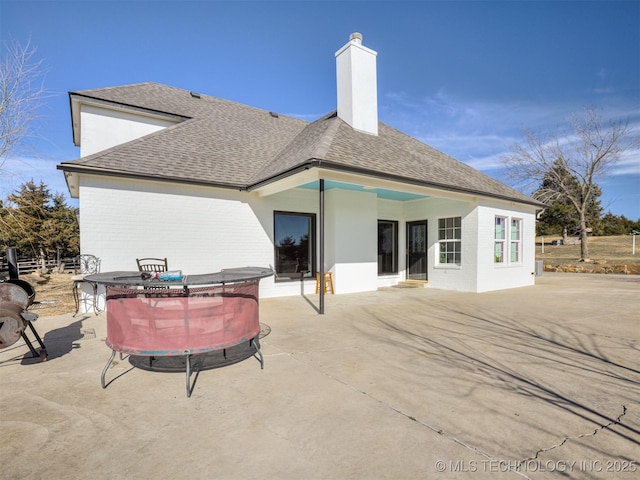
[105,282,260,356]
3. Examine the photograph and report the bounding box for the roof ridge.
[248,112,340,184]
[70,82,311,127]
[310,112,341,160]
[61,118,197,166]
[71,81,163,95]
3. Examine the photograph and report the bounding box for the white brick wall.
[79,176,326,300]
[475,201,537,292]
[410,197,478,292]
[77,174,538,306]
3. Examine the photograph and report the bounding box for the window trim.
[273,211,316,282]
[510,217,522,264]
[494,216,507,264]
[494,215,523,265]
[437,216,462,266]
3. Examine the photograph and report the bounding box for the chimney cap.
[349,32,363,44]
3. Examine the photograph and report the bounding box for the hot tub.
[87,267,273,397]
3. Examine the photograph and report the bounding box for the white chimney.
[335,32,378,136]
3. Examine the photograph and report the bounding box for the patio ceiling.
[299,180,428,201]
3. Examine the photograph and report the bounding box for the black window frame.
[273,211,316,281]
[378,219,399,275]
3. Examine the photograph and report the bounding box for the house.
[58,33,544,308]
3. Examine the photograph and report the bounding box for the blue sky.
[2,0,639,219]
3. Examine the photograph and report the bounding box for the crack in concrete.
[342,379,536,479]
[283,351,629,479]
[522,405,628,463]
[285,351,535,478]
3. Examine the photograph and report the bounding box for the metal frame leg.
[185,353,194,398]
[72,280,81,316]
[185,353,191,397]
[101,350,117,388]
[73,280,101,316]
[90,281,100,313]
[21,332,40,358]
[22,321,47,361]
[251,336,264,369]
[101,343,262,397]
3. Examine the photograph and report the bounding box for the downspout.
[319,179,325,315]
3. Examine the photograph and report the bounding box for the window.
[494,216,506,263]
[510,218,522,263]
[438,217,461,265]
[274,211,315,280]
[378,220,398,275]
[495,216,522,264]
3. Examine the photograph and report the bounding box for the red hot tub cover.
[105,281,260,356]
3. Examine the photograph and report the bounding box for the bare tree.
[504,107,638,260]
[0,38,46,169]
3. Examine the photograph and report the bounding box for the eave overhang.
[248,159,547,208]
[58,157,545,209]
[69,92,190,147]
[56,163,247,199]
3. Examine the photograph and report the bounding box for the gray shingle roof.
[59,82,541,206]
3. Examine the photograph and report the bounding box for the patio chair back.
[78,254,101,275]
[136,257,168,273]
[73,254,101,317]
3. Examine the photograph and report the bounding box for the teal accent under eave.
[299,180,427,201]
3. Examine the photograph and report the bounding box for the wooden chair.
[136,258,168,273]
[136,258,169,291]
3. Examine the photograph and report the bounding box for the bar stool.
[315,272,334,294]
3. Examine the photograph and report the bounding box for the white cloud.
[610,148,640,176]
[381,90,640,176]
[381,91,560,179]
[379,90,640,214]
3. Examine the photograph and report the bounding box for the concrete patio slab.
[1,273,638,479]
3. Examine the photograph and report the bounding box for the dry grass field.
[23,271,77,317]
[536,235,640,274]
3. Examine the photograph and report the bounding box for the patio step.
[394,280,428,288]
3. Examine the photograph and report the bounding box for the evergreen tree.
[600,213,640,236]
[42,193,79,256]
[0,180,79,258]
